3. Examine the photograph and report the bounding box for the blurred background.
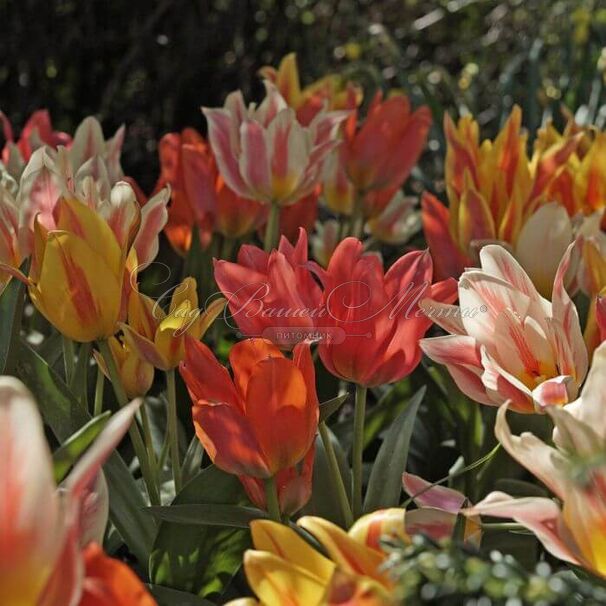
[1,0,605,192]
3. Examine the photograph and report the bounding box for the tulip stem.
[166,369,183,493]
[264,476,281,522]
[93,364,105,417]
[319,422,354,528]
[352,384,367,519]
[264,201,280,252]
[97,339,161,506]
[63,336,75,385]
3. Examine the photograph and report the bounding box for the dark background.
[1,0,605,191]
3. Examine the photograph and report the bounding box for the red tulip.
[343,92,431,192]
[180,337,319,481]
[214,228,323,347]
[155,128,265,255]
[317,238,457,386]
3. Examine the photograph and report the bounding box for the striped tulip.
[228,515,399,606]
[203,82,347,207]
[467,342,606,578]
[180,338,318,487]
[420,244,588,412]
[422,106,580,280]
[121,277,226,371]
[0,376,156,606]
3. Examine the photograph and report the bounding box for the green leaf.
[15,340,155,565]
[319,393,348,423]
[148,585,215,606]
[363,386,425,513]
[0,267,26,374]
[304,429,352,527]
[147,504,267,528]
[53,411,111,483]
[149,465,251,598]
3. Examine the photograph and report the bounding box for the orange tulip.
[80,543,157,606]
[155,128,266,255]
[343,92,431,193]
[422,106,580,280]
[180,338,319,483]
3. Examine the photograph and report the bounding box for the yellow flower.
[121,277,225,370]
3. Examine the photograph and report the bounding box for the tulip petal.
[250,519,334,582]
[239,120,272,201]
[466,492,580,565]
[229,338,284,398]
[133,186,169,270]
[402,473,466,513]
[0,377,63,606]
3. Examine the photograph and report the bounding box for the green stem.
[481,522,528,532]
[63,336,75,384]
[352,384,367,519]
[97,339,161,506]
[166,369,183,493]
[93,364,105,417]
[220,236,236,261]
[264,476,281,522]
[264,201,280,252]
[319,422,354,527]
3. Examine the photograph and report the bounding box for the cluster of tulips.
[1,52,606,605]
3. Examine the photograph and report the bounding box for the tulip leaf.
[14,340,156,565]
[0,267,26,374]
[149,464,252,598]
[305,428,352,527]
[53,411,111,483]
[363,386,425,513]
[319,393,349,423]
[147,504,267,528]
[148,585,215,606]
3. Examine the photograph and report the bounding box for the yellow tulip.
[26,197,128,342]
[121,277,225,370]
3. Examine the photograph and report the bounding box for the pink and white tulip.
[420,243,588,413]
[203,82,347,206]
[467,343,606,577]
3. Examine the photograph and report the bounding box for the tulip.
[214,228,323,348]
[94,336,154,399]
[258,52,362,126]
[0,375,156,605]
[366,191,421,245]
[122,276,225,492]
[343,92,431,195]
[420,243,588,413]
[422,106,581,280]
[275,186,319,243]
[230,516,397,606]
[537,115,606,215]
[317,237,456,516]
[317,238,457,387]
[203,82,347,250]
[466,342,606,578]
[0,180,21,291]
[154,128,266,255]
[401,473,481,546]
[179,338,319,519]
[121,276,225,371]
[3,196,130,343]
[0,109,71,178]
